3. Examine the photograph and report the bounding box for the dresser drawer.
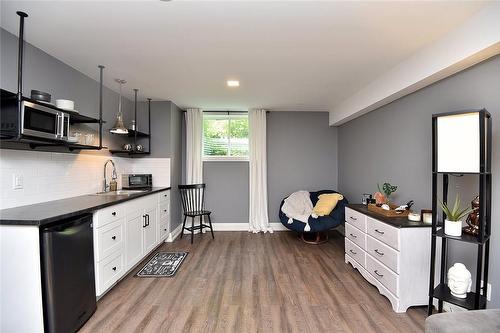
[96,250,124,295]
[366,235,399,274]
[95,219,124,261]
[367,217,400,250]
[345,223,366,250]
[345,207,366,232]
[345,238,365,268]
[366,254,398,296]
[94,204,125,228]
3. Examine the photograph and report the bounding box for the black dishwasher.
[40,214,97,333]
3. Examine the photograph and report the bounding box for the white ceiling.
[0,1,487,112]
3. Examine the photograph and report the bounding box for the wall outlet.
[12,174,23,190]
[481,280,492,301]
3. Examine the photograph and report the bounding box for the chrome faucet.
[103,159,117,192]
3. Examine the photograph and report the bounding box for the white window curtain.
[248,109,272,233]
[185,108,203,184]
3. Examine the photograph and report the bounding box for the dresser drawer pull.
[112,212,117,216]
[349,249,357,255]
[374,270,384,278]
[349,216,357,221]
[374,249,384,256]
[374,229,385,235]
[349,233,357,238]
[112,266,117,271]
[112,236,116,240]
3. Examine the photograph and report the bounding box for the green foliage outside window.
[203,114,249,157]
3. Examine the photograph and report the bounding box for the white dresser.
[344,205,431,313]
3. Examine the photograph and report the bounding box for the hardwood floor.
[80,231,426,333]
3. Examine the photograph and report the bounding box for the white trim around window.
[203,156,249,162]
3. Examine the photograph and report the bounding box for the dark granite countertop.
[347,204,431,228]
[0,187,171,226]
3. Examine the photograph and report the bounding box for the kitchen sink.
[93,189,149,196]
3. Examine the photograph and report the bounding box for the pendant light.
[110,78,129,134]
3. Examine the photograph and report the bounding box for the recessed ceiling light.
[227,80,240,87]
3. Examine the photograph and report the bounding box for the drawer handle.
[374,229,385,235]
[374,270,384,278]
[112,212,117,216]
[349,233,357,238]
[164,209,167,212]
[112,236,116,240]
[349,216,357,221]
[164,228,167,231]
[349,249,357,255]
[112,266,117,271]
[374,249,384,256]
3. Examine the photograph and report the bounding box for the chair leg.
[190,216,194,244]
[207,214,214,239]
[180,215,187,239]
[199,215,203,236]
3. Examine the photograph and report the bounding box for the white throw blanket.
[281,191,317,232]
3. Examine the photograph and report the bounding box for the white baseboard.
[167,222,348,236]
[166,223,183,242]
[211,222,289,231]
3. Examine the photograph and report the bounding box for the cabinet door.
[125,209,144,270]
[143,205,157,254]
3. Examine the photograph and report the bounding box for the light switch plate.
[12,174,23,190]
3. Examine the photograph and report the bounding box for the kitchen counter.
[347,204,432,228]
[0,187,171,226]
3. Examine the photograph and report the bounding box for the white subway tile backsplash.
[0,149,170,210]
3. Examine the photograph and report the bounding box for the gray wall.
[201,111,338,223]
[1,29,133,150]
[338,55,500,308]
[267,112,338,221]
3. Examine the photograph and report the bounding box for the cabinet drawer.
[367,217,400,250]
[159,221,169,241]
[345,238,365,268]
[95,219,124,261]
[366,254,398,296]
[94,204,125,228]
[345,223,366,250]
[158,191,169,204]
[159,202,169,219]
[345,207,366,232]
[97,251,124,295]
[366,235,399,274]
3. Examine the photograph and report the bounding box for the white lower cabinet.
[93,190,170,297]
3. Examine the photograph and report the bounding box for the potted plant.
[439,195,473,237]
[375,182,398,205]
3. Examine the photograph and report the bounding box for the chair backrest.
[178,184,206,213]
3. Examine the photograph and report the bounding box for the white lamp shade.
[437,112,480,173]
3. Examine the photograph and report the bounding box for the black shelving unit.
[428,109,492,314]
[110,91,152,157]
[0,12,106,152]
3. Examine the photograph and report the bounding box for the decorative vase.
[444,219,462,237]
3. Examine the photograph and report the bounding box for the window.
[203,112,249,161]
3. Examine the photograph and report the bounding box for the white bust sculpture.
[447,263,472,298]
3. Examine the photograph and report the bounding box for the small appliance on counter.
[122,174,152,189]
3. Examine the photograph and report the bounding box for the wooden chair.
[178,184,214,244]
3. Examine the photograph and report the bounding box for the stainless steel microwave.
[21,101,70,141]
[122,174,153,189]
